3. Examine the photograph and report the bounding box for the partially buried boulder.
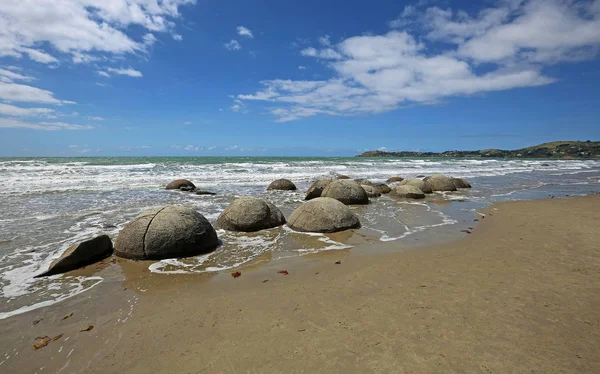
[392,185,426,199]
[216,197,285,232]
[336,175,350,179]
[386,176,404,183]
[354,178,374,186]
[372,183,392,194]
[322,180,369,205]
[399,178,433,194]
[361,185,381,198]
[165,179,196,190]
[267,179,297,191]
[287,197,361,233]
[305,178,333,200]
[35,235,113,277]
[115,206,218,260]
[424,174,457,192]
[452,178,472,189]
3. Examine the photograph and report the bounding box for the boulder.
[165,179,196,190]
[194,190,217,195]
[305,178,333,200]
[392,185,426,199]
[424,174,457,192]
[267,179,297,191]
[336,175,350,179]
[399,178,433,194]
[452,178,472,189]
[115,206,218,260]
[386,176,404,183]
[372,183,392,194]
[35,235,113,277]
[216,197,286,232]
[354,178,374,186]
[287,197,361,233]
[322,180,369,205]
[361,185,381,198]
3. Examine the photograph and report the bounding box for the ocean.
[1,156,599,319]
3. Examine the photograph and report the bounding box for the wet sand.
[1,195,600,373]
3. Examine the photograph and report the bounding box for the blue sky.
[0,0,599,156]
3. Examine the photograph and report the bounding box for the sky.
[0,0,600,157]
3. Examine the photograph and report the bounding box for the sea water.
[1,156,599,318]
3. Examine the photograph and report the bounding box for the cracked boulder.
[287,197,361,233]
[114,206,218,260]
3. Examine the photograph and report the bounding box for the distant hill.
[357,141,600,159]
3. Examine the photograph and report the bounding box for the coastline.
[1,195,600,373]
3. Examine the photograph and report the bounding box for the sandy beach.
[1,195,599,373]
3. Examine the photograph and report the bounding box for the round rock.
[372,183,392,194]
[361,185,381,198]
[115,206,218,260]
[165,179,196,190]
[399,178,433,194]
[392,185,426,199]
[216,197,285,232]
[452,177,472,189]
[386,176,404,183]
[267,179,297,191]
[425,174,457,191]
[305,178,333,200]
[287,197,361,233]
[322,180,369,205]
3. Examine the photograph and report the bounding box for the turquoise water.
[0,156,599,319]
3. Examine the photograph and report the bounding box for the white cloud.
[230,99,247,113]
[224,145,239,151]
[0,81,74,104]
[0,118,93,130]
[0,68,35,82]
[225,40,242,51]
[318,35,331,47]
[0,103,55,117]
[173,34,183,41]
[105,67,143,78]
[237,26,254,39]
[298,65,307,70]
[96,82,110,87]
[88,116,104,121]
[240,0,600,122]
[97,71,111,78]
[183,121,192,125]
[0,0,196,64]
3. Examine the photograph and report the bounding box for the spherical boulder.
[399,178,433,194]
[361,185,381,198]
[216,197,285,232]
[386,176,404,183]
[424,174,457,192]
[452,178,472,189]
[392,185,426,199]
[165,179,196,190]
[115,206,218,260]
[267,179,297,191]
[372,183,392,194]
[322,180,369,205]
[287,197,361,233]
[305,178,333,200]
[336,174,350,179]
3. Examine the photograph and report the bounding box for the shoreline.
[1,195,600,373]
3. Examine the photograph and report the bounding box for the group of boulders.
[36,174,470,277]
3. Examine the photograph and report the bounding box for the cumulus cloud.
[0,0,195,64]
[0,118,93,130]
[237,26,254,39]
[225,40,242,51]
[239,0,600,122]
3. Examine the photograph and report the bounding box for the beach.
[1,195,599,373]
